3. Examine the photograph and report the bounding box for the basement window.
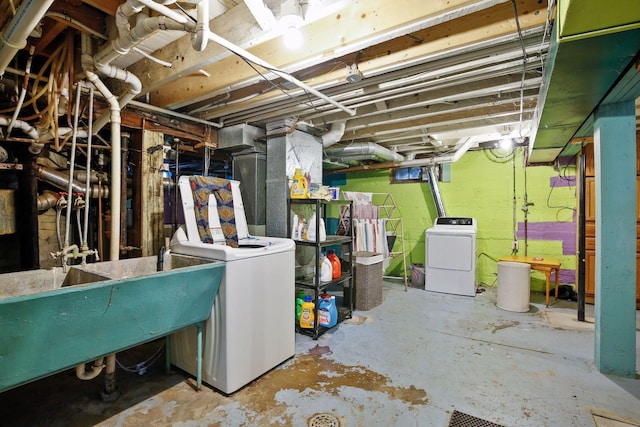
[391,166,429,183]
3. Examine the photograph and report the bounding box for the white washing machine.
[425,217,477,296]
[169,176,295,394]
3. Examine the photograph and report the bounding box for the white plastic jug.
[320,255,332,283]
[307,213,326,242]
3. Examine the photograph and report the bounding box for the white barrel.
[496,261,531,312]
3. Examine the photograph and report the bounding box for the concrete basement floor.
[1,281,639,427]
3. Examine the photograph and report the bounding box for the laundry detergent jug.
[318,295,338,328]
[290,168,308,199]
[299,295,315,328]
[295,289,305,322]
[320,255,332,283]
[327,250,341,280]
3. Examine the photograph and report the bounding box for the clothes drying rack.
[339,191,408,291]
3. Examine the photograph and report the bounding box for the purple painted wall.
[516,198,576,285]
[550,176,575,188]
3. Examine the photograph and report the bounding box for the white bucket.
[496,261,531,312]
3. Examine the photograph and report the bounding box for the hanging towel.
[353,218,389,257]
[189,176,239,247]
[353,204,379,220]
[343,191,373,205]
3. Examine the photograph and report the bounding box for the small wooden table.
[499,255,561,307]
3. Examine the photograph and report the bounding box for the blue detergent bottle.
[327,295,338,328]
[318,294,338,328]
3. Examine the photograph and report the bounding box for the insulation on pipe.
[35,165,109,198]
[6,46,35,136]
[36,190,60,212]
[91,11,194,132]
[0,0,55,75]
[81,87,94,250]
[324,142,405,162]
[0,116,39,139]
[320,121,346,148]
[63,82,84,249]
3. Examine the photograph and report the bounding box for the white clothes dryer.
[425,217,477,296]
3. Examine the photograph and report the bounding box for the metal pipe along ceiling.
[198,29,547,123]
[205,30,356,116]
[324,142,405,162]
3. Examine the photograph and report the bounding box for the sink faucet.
[51,244,100,271]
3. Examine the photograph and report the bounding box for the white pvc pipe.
[206,30,356,116]
[398,136,476,166]
[92,62,142,132]
[82,87,94,249]
[192,0,209,52]
[0,0,54,75]
[82,35,121,262]
[92,10,193,132]
[0,116,39,139]
[133,47,173,67]
[7,46,35,136]
[64,82,84,249]
[136,0,192,25]
[128,100,223,127]
[75,358,106,381]
[115,0,144,37]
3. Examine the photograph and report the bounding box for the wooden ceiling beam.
[81,0,123,16]
[186,0,547,120]
[346,100,537,140]
[48,1,107,35]
[34,21,67,54]
[133,0,531,108]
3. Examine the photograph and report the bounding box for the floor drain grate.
[449,410,505,427]
[308,413,340,427]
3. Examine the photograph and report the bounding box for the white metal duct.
[324,142,405,163]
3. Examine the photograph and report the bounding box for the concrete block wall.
[334,149,577,291]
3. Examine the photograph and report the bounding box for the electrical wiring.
[116,342,165,375]
[511,0,528,139]
[478,251,499,263]
[484,146,516,163]
[546,179,576,212]
[539,0,555,72]
[546,154,578,212]
[511,144,518,255]
[235,51,327,117]
[521,142,531,255]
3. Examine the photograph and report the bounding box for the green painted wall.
[331,149,577,291]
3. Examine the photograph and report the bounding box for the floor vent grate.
[449,410,505,427]
[308,413,340,427]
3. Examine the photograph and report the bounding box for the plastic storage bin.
[496,261,531,312]
[353,252,384,310]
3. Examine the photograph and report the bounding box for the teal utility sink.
[0,255,224,393]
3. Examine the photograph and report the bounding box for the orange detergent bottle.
[327,250,341,280]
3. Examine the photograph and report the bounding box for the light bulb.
[283,25,304,50]
[499,138,513,150]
